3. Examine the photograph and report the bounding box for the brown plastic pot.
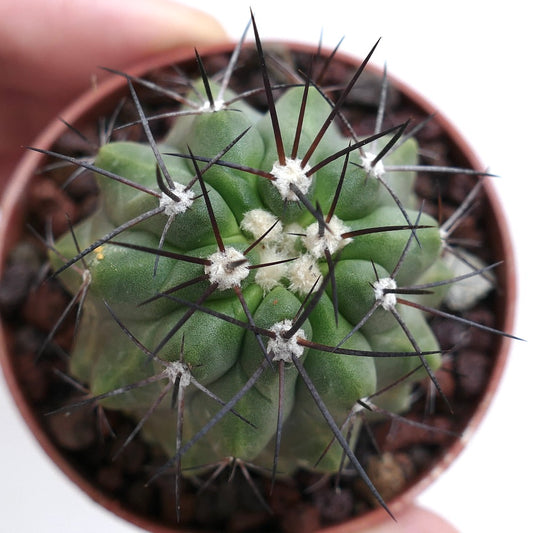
[0,41,516,532]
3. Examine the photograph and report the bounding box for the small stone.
[14,350,50,403]
[97,465,124,493]
[375,414,454,451]
[354,452,408,504]
[0,242,43,315]
[280,502,321,533]
[269,481,301,514]
[110,436,147,475]
[22,280,71,334]
[125,480,155,516]
[47,407,97,450]
[456,350,490,397]
[447,174,480,206]
[421,362,456,408]
[28,178,78,236]
[227,510,272,532]
[312,487,354,523]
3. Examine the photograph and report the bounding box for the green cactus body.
[52,59,449,477]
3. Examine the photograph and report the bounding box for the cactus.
[38,15,515,522]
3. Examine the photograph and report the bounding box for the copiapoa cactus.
[29,14,516,526]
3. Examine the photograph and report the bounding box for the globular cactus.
[44,17,509,518]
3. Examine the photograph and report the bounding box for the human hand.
[0,0,228,191]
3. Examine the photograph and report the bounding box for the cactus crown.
[32,13,517,526]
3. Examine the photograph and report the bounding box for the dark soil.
[0,44,508,532]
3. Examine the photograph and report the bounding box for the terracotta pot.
[0,41,516,532]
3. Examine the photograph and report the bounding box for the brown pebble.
[157,476,196,525]
[420,360,457,411]
[22,281,71,334]
[420,140,449,167]
[60,170,99,201]
[465,307,497,352]
[28,178,78,236]
[394,452,416,480]
[415,172,440,201]
[446,173,478,206]
[227,510,272,533]
[354,452,408,504]
[409,445,435,471]
[125,480,155,516]
[312,487,354,523]
[269,480,302,515]
[456,349,490,397]
[431,316,468,349]
[280,502,321,533]
[0,243,42,315]
[110,436,147,475]
[46,407,97,450]
[13,350,50,403]
[97,465,124,493]
[375,414,455,452]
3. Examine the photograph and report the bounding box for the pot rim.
[0,40,516,533]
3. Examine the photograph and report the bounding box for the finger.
[1,0,228,95]
[362,505,460,533]
[0,0,228,186]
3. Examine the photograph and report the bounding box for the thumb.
[0,0,228,186]
[362,506,460,533]
[2,0,228,96]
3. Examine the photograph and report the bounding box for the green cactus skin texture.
[45,19,510,517]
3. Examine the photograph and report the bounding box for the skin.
[0,0,228,190]
[0,2,459,531]
[364,507,459,533]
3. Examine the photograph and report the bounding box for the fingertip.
[2,0,229,92]
[129,0,230,52]
[362,505,460,533]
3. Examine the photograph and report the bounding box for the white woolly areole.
[205,247,250,290]
[159,182,195,216]
[287,254,322,295]
[270,158,312,201]
[200,99,226,112]
[267,320,305,363]
[163,361,191,387]
[361,152,386,179]
[373,277,397,311]
[240,209,282,242]
[303,215,352,258]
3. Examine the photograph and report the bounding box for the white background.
[1,1,531,531]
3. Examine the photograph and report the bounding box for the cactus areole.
[9,17,514,529]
